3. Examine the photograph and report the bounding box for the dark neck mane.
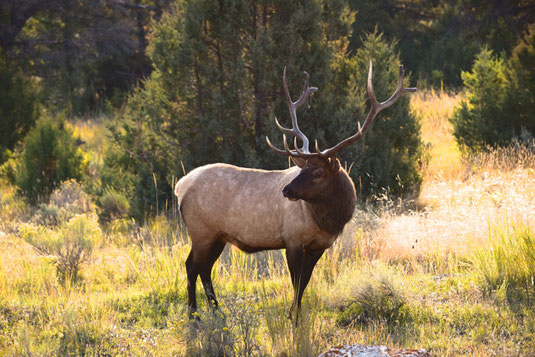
[306,170,356,236]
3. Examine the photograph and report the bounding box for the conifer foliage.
[15,115,85,204]
[338,32,423,198]
[0,57,39,161]
[452,26,535,151]
[108,0,424,217]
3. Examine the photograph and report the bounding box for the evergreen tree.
[108,0,424,218]
[506,24,535,140]
[451,27,535,152]
[332,32,424,198]
[0,55,39,161]
[15,114,85,204]
[451,48,508,151]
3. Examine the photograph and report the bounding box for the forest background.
[1,0,535,355]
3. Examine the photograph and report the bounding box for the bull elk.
[175,62,416,319]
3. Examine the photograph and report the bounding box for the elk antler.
[266,62,417,158]
[266,66,318,156]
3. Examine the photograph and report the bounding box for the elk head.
[281,157,340,202]
[266,62,416,202]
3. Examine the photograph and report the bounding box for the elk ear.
[291,157,307,168]
[328,157,340,172]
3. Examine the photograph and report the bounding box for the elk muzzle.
[282,184,299,201]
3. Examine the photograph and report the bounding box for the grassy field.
[1,91,535,356]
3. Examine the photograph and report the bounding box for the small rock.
[319,344,430,357]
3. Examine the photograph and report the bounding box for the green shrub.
[0,150,17,184]
[182,310,235,357]
[505,24,535,143]
[172,302,264,357]
[22,214,101,284]
[452,27,535,152]
[49,179,92,212]
[97,142,139,219]
[450,48,509,151]
[33,180,95,226]
[34,203,63,227]
[15,114,85,204]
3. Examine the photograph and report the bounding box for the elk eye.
[312,169,323,179]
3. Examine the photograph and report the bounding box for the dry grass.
[2,92,535,355]
[68,117,109,154]
[358,90,535,261]
[410,89,463,181]
[369,167,535,261]
[67,117,110,178]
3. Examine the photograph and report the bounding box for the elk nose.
[282,185,298,201]
[282,185,292,197]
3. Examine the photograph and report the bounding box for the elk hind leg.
[186,250,199,317]
[199,238,226,309]
[186,237,225,317]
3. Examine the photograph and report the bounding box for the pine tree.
[331,32,424,199]
[451,24,535,153]
[108,0,424,218]
[451,48,509,151]
[506,25,535,141]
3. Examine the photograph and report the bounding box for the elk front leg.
[285,247,324,321]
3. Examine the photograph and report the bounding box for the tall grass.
[0,184,31,232]
[363,91,535,262]
[410,89,463,181]
[472,221,535,302]
[2,94,535,355]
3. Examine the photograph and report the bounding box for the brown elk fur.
[175,63,413,318]
[175,159,356,315]
[176,161,356,251]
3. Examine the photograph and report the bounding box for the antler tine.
[283,134,295,154]
[375,64,417,112]
[294,71,317,108]
[266,135,288,155]
[266,67,318,157]
[283,67,317,153]
[266,63,415,159]
[273,116,294,136]
[315,61,417,158]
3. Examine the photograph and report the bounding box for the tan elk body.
[175,63,415,318]
[176,162,355,251]
[176,165,330,251]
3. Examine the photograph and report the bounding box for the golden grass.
[410,89,464,181]
[67,117,110,178]
[368,166,535,261]
[360,90,535,261]
[68,117,110,154]
[2,94,535,355]
[0,184,31,233]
